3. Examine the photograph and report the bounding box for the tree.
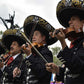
[0,31,3,35]
[51,47,61,56]
[49,46,63,66]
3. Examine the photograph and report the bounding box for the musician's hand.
[53,28,67,49]
[53,28,65,42]
[13,67,21,78]
[45,63,59,74]
[22,43,32,56]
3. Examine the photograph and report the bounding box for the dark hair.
[12,36,26,47]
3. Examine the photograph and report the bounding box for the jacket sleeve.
[3,55,23,78]
[57,44,84,74]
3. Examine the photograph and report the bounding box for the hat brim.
[2,35,26,50]
[24,15,58,45]
[24,22,58,45]
[57,7,84,28]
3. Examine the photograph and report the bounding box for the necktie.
[70,38,78,48]
[7,57,13,65]
[70,42,74,48]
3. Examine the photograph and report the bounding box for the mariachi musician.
[0,29,26,84]
[13,15,57,84]
[46,0,84,84]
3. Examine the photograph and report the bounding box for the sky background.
[0,0,70,47]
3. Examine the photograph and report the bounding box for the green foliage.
[51,47,61,56]
[53,56,63,66]
[0,31,3,35]
[49,46,63,66]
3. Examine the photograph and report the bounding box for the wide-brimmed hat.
[56,0,84,28]
[0,39,6,55]
[2,29,26,50]
[23,15,57,45]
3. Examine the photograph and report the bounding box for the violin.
[55,27,83,38]
[23,42,44,50]
[1,52,11,61]
[0,52,12,68]
[1,52,11,60]
[30,42,44,48]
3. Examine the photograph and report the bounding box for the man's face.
[68,16,84,32]
[32,31,45,44]
[10,41,21,56]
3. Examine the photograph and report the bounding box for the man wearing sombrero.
[13,15,57,84]
[0,29,26,84]
[46,0,84,84]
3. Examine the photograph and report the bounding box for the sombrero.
[23,15,58,45]
[2,29,26,50]
[56,0,84,28]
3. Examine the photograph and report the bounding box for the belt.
[67,74,80,78]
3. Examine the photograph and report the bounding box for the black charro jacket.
[57,37,84,84]
[21,45,53,84]
[0,53,25,84]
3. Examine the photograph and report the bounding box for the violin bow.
[17,29,48,63]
